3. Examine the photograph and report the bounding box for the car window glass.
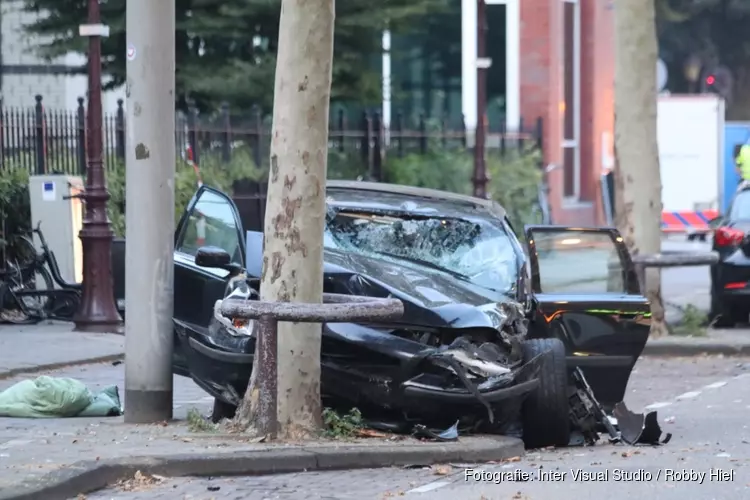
[533,230,625,294]
[729,191,750,220]
[326,213,519,294]
[176,190,241,262]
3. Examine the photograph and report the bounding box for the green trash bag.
[78,385,123,417]
[0,376,93,418]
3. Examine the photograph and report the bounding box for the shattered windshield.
[325,210,519,293]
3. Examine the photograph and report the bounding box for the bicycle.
[0,221,82,322]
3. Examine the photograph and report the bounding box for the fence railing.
[0,95,544,180]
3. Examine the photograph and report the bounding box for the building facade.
[520,0,615,226]
[461,0,615,225]
[0,0,124,111]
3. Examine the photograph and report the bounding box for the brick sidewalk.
[0,362,523,500]
[0,362,215,490]
[0,322,123,378]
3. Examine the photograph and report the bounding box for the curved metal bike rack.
[219,293,404,438]
[631,251,719,291]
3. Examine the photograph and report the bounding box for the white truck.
[657,94,725,240]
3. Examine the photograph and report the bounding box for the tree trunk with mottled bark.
[614,0,669,337]
[234,0,334,438]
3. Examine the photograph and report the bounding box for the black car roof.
[325,180,507,220]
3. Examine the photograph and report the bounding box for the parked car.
[709,183,750,327]
[113,181,653,448]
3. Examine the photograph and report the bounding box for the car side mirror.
[709,216,722,229]
[195,246,232,269]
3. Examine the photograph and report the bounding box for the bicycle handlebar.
[34,220,42,233]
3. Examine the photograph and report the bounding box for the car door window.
[533,230,625,294]
[176,190,242,263]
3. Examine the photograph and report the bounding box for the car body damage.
[159,181,671,449]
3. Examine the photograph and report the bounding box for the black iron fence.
[0,94,544,179]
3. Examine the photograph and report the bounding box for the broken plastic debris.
[412,420,459,441]
[664,416,675,423]
[612,402,672,445]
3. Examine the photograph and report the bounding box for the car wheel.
[709,291,743,328]
[520,338,570,449]
[211,398,237,423]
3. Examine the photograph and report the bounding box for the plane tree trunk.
[614,0,669,337]
[233,0,335,438]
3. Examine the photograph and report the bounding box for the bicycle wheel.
[9,235,39,270]
[0,280,38,324]
[13,265,55,315]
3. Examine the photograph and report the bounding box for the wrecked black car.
[161,181,656,449]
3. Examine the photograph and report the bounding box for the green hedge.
[0,146,541,262]
[382,148,542,232]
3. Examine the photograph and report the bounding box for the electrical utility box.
[28,175,85,286]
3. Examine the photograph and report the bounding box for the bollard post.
[256,314,278,438]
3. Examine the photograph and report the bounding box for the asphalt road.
[87,355,750,500]
[660,237,713,317]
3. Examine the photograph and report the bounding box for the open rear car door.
[524,225,650,411]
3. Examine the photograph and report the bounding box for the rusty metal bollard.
[631,251,719,292]
[219,293,404,438]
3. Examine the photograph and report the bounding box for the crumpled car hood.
[322,247,518,330]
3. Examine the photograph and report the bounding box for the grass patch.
[671,304,708,336]
[186,407,218,433]
[322,407,364,438]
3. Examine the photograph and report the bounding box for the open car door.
[172,185,253,403]
[173,185,246,329]
[524,225,650,410]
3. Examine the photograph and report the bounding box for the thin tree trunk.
[614,0,669,337]
[726,65,750,121]
[234,0,334,438]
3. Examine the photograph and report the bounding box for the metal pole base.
[73,220,123,333]
[124,389,173,423]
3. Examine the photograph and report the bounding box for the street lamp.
[74,0,122,332]
[473,0,490,199]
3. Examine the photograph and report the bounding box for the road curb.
[0,436,524,500]
[642,342,750,357]
[0,354,124,380]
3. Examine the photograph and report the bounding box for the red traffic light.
[706,75,716,85]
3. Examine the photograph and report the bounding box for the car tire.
[211,398,237,423]
[520,338,570,449]
[709,291,744,328]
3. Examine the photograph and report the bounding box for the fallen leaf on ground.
[432,464,452,475]
[115,470,165,492]
[505,456,522,462]
[356,429,388,438]
[621,451,634,458]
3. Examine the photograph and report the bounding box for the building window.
[562,0,580,200]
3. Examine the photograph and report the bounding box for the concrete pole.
[124,0,176,423]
